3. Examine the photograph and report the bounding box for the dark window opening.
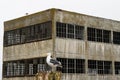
[103,30,111,43]
[14,29,21,44]
[104,61,112,74]
[75,25,84,40]
[88,60,97,75]
[96,29,102,42]
[3,61,25,77]
[4,21,52,47]
[87,28,96,41]
[6,31,14,45]
[67,24,74,38]
[115,62,120,74]
[56,22,66,38]
[3,57,49,77]
[97,61,104,74]
[88,60,112,75]
[113,31,120,44]
[56,22,84,40]
[87,27,111,43]
[57,58,85,73]
[76,59,85,73]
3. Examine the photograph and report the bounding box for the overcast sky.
[0,0,120,79]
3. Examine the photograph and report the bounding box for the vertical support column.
[51,9,56,57]
[85,26,88,74]
[51,9,56,71]
[84,25,88,80]
[111,31,115,75]
[112,61,115,75]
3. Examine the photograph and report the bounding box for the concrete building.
[3,8,120,80]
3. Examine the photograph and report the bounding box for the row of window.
[88,60,112,74]
[3,58,120,77]
[57,58,85,73]
[57,59,113,74]
[87,28,111,43]
[4,21,52,46]
[4,21,120,47]
[56,22,120,44]
[3,58,50,77]
[56,22,84,40]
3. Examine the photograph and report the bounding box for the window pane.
[96,29,102,42]
[67,24,74,39]
[87,28,96,41]
[113,31,120,44]
[75,25,84,40]
[103,30,111,43]
[56,22,66,38]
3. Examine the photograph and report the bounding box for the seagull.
[46,53,62,71]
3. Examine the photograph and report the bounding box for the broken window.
[37,58,46,72]
[4,21,52,47]
[88,60,112,75]
[3,61,25,77]
[88,60,97,75]
[7,31,14,45]
[3,57,47,77]
[75,25,84,40]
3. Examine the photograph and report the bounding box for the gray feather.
[50,59,61,65]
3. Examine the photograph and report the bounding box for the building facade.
[3,8,120,80]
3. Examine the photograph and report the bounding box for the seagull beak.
[58,65,62,68]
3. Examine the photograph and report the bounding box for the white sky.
[0,0,120,79]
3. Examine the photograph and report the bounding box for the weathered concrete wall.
[55,38,85,59]
[3,40,53,61]
[113,45,120,61]
[61,74,87,80]
[3,74,120,80]
[3,9,53,61]
[87,42,113,60]
[54,9,120,80]
[3,77,35,80]
[55,10,120,31]
[61,74,120,80]
[4,9,51,31]
[55,38,116,61]
[55,9,120,60]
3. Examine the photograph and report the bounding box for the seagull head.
[47,53,51,56]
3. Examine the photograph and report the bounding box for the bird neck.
[47,55,51,60]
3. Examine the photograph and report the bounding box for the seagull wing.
[50,59,61,65]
